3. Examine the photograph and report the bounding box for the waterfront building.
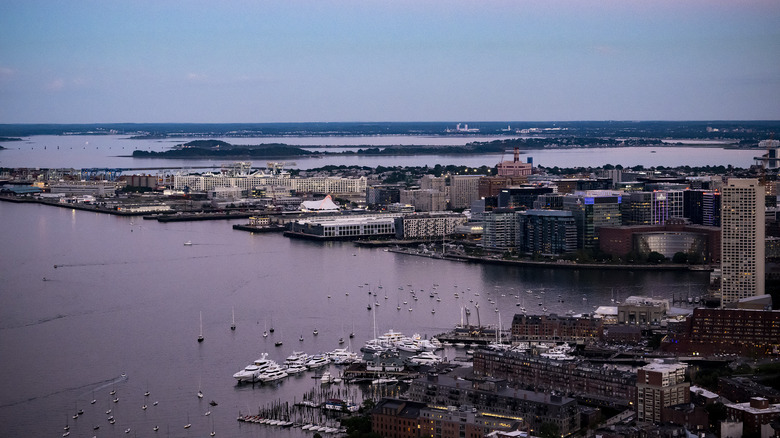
[480,208,519,251]
[598,221,720,262]
[497,186,554,210]
[636,361,690,423]
[450,175,482,209]
[372,399,426,438]
[394,213,468,239]
[562,191,623,250]
[660,308,780,357]
[516,210,577,256]
[472,349,637,409]
[725,397,780,438]
[406,373,579,436]
[286,214,398,239]
[400,189,448,212]
[300,195,340,211]
[49,180,125,196]
[721,178,765,304]
[510,313,603,343]
[496,148,533,177]
[616,296,669,324]
[174,170,367,194]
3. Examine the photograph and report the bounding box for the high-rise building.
[562,191,623,250]
[449,175,482,209]
[481,208,519,251]
[721,179,765,305]
[517,210,577,256]
[636,362,690,423]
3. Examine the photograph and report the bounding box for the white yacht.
[285,351,309,366]
[407,351,442,366]
[284,363,307,374]
[328,348,360,365]
[233,353,272,383]
[305,354,330,369]
[259,363,288,382]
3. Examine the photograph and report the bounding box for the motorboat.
[259,364,288,382]
[407,351,442,366]
[233,353,272,382]
[305,354,330,369]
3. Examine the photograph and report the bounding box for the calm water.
[0,200,709,437]
[0,134,759,170]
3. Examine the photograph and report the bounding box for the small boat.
[313,329,318,336]
[197,390,204,399]
[209,400,218,406]
[153,425,159,431]
[230,307,236,331]
[198,311,204,343]
[275,341,283,347]
[184,241,193,246]
[299,335,304,342]
[338,337,344,344]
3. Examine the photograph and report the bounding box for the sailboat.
[269,318,274,333]
[198,311,204,343]
[210,416,216,436]
[184,413,192,429]
[230,307,236,331]
[263,320,268,337]
[197,379,204,399]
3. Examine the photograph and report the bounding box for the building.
[719,377,780,405]
[420,175,448,192]
[725,397,780,438]
[510,314,603,343]
[660,308,780,357]
[496,148,533,177]
[419,405,525,438]
[49,180,125,196]
[721,178,765,304]
[479,176,531,198]
[174,169,367,194]
[598,221,721,263]
[617,296,669,324]
[400,189,448,212]
[450,175,482,209]
[407,373,580,436]
[372,399,426,438]
[481,209,520,251]
[286,215,397,239]
[562,191,623,250]
[473,349,637,409]
[517,210,577,256]
[366,184,402,207]
[394,213,468,239]
[684,190,721,226]
[498,186,554,210]
[623,191,684,226]
[636,361,690,423]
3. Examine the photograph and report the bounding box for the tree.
[672,252,688,264]
[647,251,665,264]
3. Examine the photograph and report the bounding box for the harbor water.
[0,200,709,437]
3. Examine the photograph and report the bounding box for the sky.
[0,0,778,123]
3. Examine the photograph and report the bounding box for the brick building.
[510,314,603,343]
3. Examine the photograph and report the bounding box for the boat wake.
[0,374,128,408]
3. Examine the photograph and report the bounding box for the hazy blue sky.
[1,0,778,123]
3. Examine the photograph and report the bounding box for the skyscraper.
[721,178,765,305]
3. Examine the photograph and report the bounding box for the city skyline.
[1,0,779,124]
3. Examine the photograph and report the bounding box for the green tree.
[647,251,666,264]
[672,252,688,264]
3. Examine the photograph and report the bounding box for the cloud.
[46,78,65,91]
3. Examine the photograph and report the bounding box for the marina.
[0,178,710,437]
